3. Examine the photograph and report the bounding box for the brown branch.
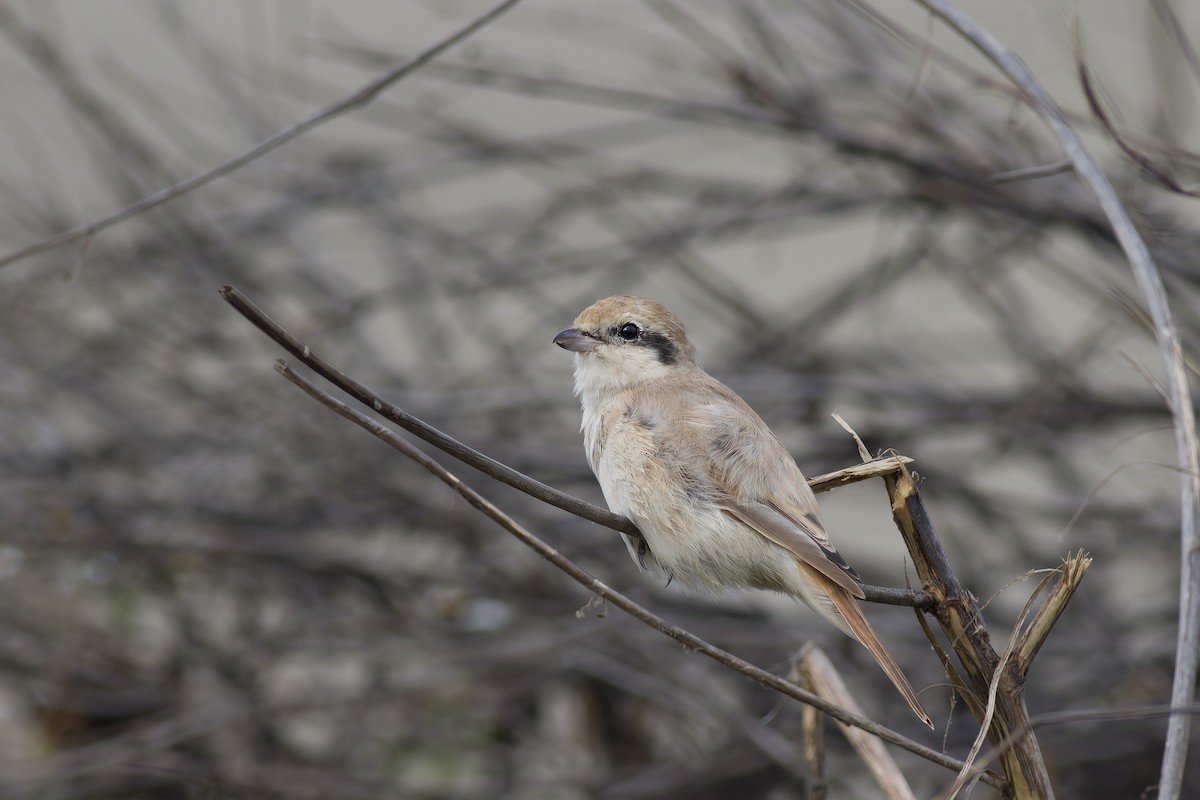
[220,285,639,537]
[833,414,1055,794]
[1077,61,1200,198]
[937,568,1058,800]
[218,284,934,609]
[271,358,1002,789]
[0,0,526,272]
[881,464,1053,798]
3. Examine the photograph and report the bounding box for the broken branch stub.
[882,464,1059,800]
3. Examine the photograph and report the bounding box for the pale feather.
[586,377,864,601]
[797,563,934,729]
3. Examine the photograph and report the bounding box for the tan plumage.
[554,295,933,728]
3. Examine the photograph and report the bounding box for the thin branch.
[974,702,1200,779]
[913,4,1200,796]
[0,0,526,271]
[1077,59,1200,198]
[989,160,1072,184]
[219,284,935,609]
[271,358,1004,789]
[220,285,639,537]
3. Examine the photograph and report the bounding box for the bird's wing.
[685,388,932,728]
[689,390,865,599]
[722,499,865,599]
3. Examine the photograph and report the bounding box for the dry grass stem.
[793,644,919,800]
[1015,551,1093,677]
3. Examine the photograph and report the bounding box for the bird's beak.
[553,328,599,352]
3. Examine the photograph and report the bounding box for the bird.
[554,295,933,729]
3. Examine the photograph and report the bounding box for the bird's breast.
[579,397,610,475]
[588,399,798,595]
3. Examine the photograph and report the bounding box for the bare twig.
[808,455,914,492]
[989,160,1072,184]
[839,410,1058,796]
[220,285,640,538]
[271,359,1002,788]
[0,0,526,271]
[913,4,1200,795]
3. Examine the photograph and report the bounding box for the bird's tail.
[797,563,934,729]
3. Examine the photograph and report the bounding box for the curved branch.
[913,3,1200,796]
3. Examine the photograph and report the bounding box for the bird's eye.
[618,322,640,341]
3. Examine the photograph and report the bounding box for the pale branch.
[219,284,934,609]
[793,644,919,800]
[0,0,526,272]
[800,682,827,800]
[808,457,914,493]
[272,358,1004,790]
[878,462,1056,797]
[914,3,1200,795]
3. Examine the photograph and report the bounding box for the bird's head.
[554,295,697,399]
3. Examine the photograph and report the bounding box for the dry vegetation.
[1,1,1198,798]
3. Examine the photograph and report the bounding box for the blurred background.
[1,1,1199,797]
